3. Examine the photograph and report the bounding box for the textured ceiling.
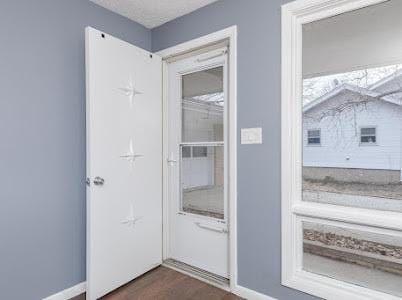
[90,0,219,29]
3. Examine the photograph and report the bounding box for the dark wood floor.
[71,266,242,300]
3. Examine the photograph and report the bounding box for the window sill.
[283,269,401,300]
[292,202,402,231]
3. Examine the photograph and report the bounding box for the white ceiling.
[90,0,219,29]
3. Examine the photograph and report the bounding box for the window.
[181,66,224,143]
[181,146,209,158]
[282,0,402,299]
[303,221,402,298]
[360,127,377,144]
[182,146,191,158]
[181,145,224,219]
[307,129,321,145]
[180,66,224,219]
[192,146,208,157]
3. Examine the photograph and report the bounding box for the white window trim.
[281,1,402,299]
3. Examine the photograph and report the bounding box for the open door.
[85,27,162,299]
[166,48,229,278]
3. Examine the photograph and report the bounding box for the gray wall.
[0,0,321,299]
[0,1,150,299]
[152,1,317,299]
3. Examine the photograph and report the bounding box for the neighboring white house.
[181,97,224,190]
[303,71,402,181]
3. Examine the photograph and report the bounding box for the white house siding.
[303,92,402,171]
[182,101,223,142]
[182,155,214,189]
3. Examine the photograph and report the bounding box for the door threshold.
[163,259,230,291]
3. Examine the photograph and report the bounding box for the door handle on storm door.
[93,176,105,186]
[167,153,178,165]
[195,222,228,234]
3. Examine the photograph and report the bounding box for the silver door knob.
[93,177,105,186]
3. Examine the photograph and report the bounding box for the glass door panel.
[180,145,224,219]
[180,66,225,219]
[181,66,224,143]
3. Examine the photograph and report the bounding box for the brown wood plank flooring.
[71,266,243,300]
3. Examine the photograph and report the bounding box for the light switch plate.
[241,127,262,144]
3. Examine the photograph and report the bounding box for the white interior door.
[167,48,229,278]
[86,27,162,299]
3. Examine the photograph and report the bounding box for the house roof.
[303,73,402,113]
[369,69,402,91]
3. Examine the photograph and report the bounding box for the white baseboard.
[42,282,86,300]
[233,284,277,300]
[41,280,276,300]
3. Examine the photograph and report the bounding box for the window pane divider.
[292,202,402,231]
[180,141,224,146]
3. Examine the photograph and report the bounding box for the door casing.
[156,26,238,291]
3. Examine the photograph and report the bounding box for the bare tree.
[304,65,402,123]
[303,65,402,151]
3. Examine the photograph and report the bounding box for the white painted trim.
[161,57,170,263]
[156,26,236,59]
[85,27,93,300]
[233,285,277,300]
[282,0,402,300]
[157,25,238,292]
[42,282,86,300]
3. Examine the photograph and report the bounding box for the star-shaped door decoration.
[121,203,143,228]
[119,139,143,166]
[117,75,142,108]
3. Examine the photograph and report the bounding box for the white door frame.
[156,26,238,291]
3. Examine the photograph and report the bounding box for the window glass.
[181,67,224,143]
[361,127,377,144]
[193,146,208,157]
[302,63,402,213]
[303,221,402,297]
[181,145,224,219]
[182,146,191,158]
[307,129,321,145]
[180,66,225,219]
